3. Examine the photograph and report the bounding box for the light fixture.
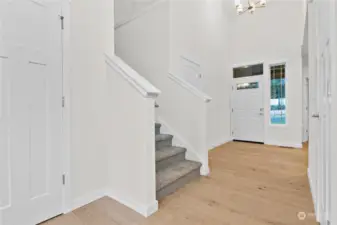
[235,0,267,15]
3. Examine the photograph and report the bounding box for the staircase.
[155,123,201,200]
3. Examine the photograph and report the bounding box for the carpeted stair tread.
[156,146,186,162]
[155,134,173,142]
[156,160,202,191]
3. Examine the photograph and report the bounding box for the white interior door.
[309,53,321,220]
[0,1,63,225]
[317,41,332,224]
[232,76,264,143]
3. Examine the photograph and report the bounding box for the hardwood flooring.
[42,142,317,225]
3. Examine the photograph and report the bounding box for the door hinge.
[60,16,64,30]
[232,131,234,136]
[232,108,234,112]
[62,97,65,108]
[62,174,66,185]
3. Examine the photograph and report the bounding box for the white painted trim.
[157,117,210,176]
[168,73,212,103]
[61,0,72,214]
[65,188,158,218]
[264,141,303,149]
[67,188,109,213]
[208,137,233,151]
[105,54,161,99]
[106,191,158,217]
[308,168,319,222]
[114,0,166,30]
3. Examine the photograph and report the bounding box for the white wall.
[229,0,306,148]
[170,0,232,149]
[67,0,114,206]
[105,56,158,216]
[115,0,157,25]
[116,0,232,152]
[115,0,211,173]
[302,57,309,142]
[115,0,170,90]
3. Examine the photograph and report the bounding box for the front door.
[232,75,264,143]
[0,1,64,224]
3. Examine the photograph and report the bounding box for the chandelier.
[235,0,267,15]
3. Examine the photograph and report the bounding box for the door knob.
[312,113,320,118]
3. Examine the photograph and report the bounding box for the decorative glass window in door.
[270,64,286,125]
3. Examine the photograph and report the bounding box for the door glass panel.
[237,82,259,90]
[233,63,263,78]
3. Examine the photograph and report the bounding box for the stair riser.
[156,139,172,150]
[156,152,185,172]
[156,168,200,200]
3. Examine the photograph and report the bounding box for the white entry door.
[232,76,264,143]
[0,1,64,225]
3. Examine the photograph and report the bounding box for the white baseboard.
[307,168,319,222]
[107,191,158,217]
[68,188,109,213]
[66,188,158,218]
[200,165,210,176]
[208,137,233,151]
[264,141,303,149]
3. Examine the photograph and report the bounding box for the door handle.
[312,113,320,119]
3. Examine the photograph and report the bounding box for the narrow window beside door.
[270,64,286,125]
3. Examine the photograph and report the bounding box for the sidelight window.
[270,64,286,125]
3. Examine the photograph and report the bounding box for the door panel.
[0,1,63,224]
[0,0,10,210]
[232,76,264,143]
[318,41,332,224]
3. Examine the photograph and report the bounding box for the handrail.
[114,0,166,30]
[105,54,161,98]
[168,73,212,103]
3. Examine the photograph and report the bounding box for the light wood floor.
[42,142,317,225]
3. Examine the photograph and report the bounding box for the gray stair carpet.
[155,122,201,200]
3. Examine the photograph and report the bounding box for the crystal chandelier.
[235,0,267,15]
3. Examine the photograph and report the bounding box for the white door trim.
[60,0,72,214]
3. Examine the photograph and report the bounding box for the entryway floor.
[42,142,317,225]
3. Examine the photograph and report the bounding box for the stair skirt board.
[156,118,208,173]
[156,167,201,200]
